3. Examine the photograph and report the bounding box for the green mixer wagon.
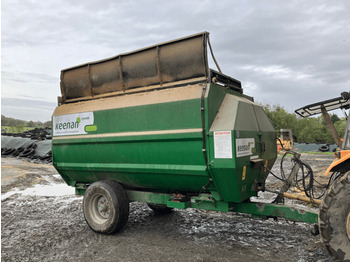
[52,32,349,260]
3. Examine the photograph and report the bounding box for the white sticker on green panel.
[214,131,233,159]
[53,112,94,136]
[236,138,255,157]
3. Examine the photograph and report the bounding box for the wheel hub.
[347,211,350,241]
[97,196,110,219]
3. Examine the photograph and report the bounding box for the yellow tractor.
[295,91,350,261]
[277,129,293,151]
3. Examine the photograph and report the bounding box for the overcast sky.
[2,0,350,122]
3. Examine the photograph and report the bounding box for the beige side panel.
[210,94,239,131]
[53,84,204,116]
[209,94,256,131]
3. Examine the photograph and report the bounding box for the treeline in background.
[1,115,52,133]
[265,105,346,144]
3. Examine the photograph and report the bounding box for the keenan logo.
[53,112,94,136]
[237,142,253,152]
[55,117,81,130]
[236,138,255,157]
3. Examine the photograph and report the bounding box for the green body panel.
[53,98,208,193]
[206,83,227,125]
[205,85,277,202]
[52,83,276,202]
[92,99,202,133]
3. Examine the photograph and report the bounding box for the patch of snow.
[1,183,75,201]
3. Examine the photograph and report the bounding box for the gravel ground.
[1,154,334,262]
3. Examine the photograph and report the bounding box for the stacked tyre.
[1,143,39,159]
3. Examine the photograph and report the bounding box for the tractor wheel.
[83,180,129,234]
[319,172,350,261]
[147,203,173,214]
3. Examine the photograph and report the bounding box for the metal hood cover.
[60,32,210,103]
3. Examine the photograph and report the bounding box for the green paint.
[230,202,318,224]
[126,190,171,203]
[91,99,202,134]
[85,125,97,132]
[167,201,191,209]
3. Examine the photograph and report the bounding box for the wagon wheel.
[147,203,173,214]
[83,180,129,234]
[319,172,350,261]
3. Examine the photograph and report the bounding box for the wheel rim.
[90,194,111,223]
[347,211,350,241]
[97,196,110,219]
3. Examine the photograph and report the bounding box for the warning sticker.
[236,138,255,157]
[214,131,233,159]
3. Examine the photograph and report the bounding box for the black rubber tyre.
[17,147,25,152]
[19,148,35,157]
[12,150,20,157]
[25,143,37,150]
[83,180,129,234]
[319,172,350,261]
[2,148,15,155]
[319,145,329,152]
[147,204,173,214]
